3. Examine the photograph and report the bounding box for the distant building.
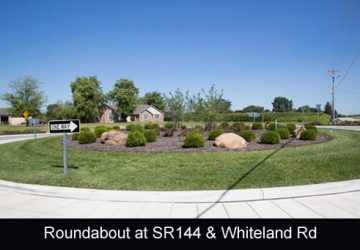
[99,104,119,123]
[0,108,25,125]
[128,105,164,122]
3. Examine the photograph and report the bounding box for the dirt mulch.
[68,130,331,153]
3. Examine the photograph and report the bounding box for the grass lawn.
[0,124,48,135]
[0,129,359,191]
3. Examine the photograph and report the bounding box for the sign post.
[63,133,68,175]
[49,119,80,175]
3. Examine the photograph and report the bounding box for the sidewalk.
[1,179,360,218]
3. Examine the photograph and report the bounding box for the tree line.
[1,75,335,124]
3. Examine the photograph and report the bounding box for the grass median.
[0,129,359,191]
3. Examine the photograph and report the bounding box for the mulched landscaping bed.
[68,130,331,153]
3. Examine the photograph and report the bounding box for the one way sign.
[49,119,80,134]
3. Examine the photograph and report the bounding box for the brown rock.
[101,130,128,145]
[100,132,109,143]
[295,126,306,139]
[214,133,247,149]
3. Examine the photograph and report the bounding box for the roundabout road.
[0,127,360,218]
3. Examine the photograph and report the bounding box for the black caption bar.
[0,219,359,248]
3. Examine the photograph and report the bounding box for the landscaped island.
[0,128,358,191]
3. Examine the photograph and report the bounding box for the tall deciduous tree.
[1,75,47,117]
[164,88,187,127]
[218,98,232,113]
[46,101,75,120]
[109,79,139,121]
[242,105,264,113]
[70,76,105,123]
[186,85,224,129]
[272,96,293,112]
[140,91,165,111]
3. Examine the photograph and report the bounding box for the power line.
[331,0,360,69]
[336,46,360,88]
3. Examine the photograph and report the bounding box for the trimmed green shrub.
[151,123,160,129]
[286,123,296,133]
[71,133,79,140]
[183,131,205,148]
[164,122,174,129]
[244,124,252,130]
[144,123,160,130]
[278,127,290,139]
[239,130,256,142]
[78,131,97,144]
[126,124,144,133]
[252,122,263,130]
[94,125,109,138]
[231,122,245,132]
[208,128,224,140]
[260,131,281,144]
[144,130,157,142]
[179,124,187,130]
[80,127,91,132]
[125,131,147,147]
[112,125,120,131]
[300,129,317,141]
[219,122,230,130]
[305,124,318,134]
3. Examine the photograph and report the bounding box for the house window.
[144,114,148,120]
[154,114,160,119]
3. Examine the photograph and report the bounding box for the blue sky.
[0,0,359,114]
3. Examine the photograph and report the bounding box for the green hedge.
[126,131,147,147]
[164,122,175,129]
[239,130,256,142]
[126,124,145,133]
[230,122,245,132]
[112,125,120,131]
[252,122,263,130]
[286,123,296,133]
[71,133,79,140]
[183,131,205,148]
[278,128,290,139]
[144,130,157,142]
[300,130,317,141]
[144,123,160,130]
[94,125,109,138]
[260,131,281,144]
[208,128,224,140]
[78,131,97,144]
[181,112,330,123]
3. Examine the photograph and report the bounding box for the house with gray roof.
[127,105,164,122]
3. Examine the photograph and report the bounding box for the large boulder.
[214,133,247,149]
[101,130,128,145]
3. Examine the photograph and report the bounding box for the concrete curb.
[1,179,359,203]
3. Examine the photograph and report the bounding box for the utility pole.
[328,69,338,124]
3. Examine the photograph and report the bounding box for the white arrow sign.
[49,119,80,133]
[69,121,78,132]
